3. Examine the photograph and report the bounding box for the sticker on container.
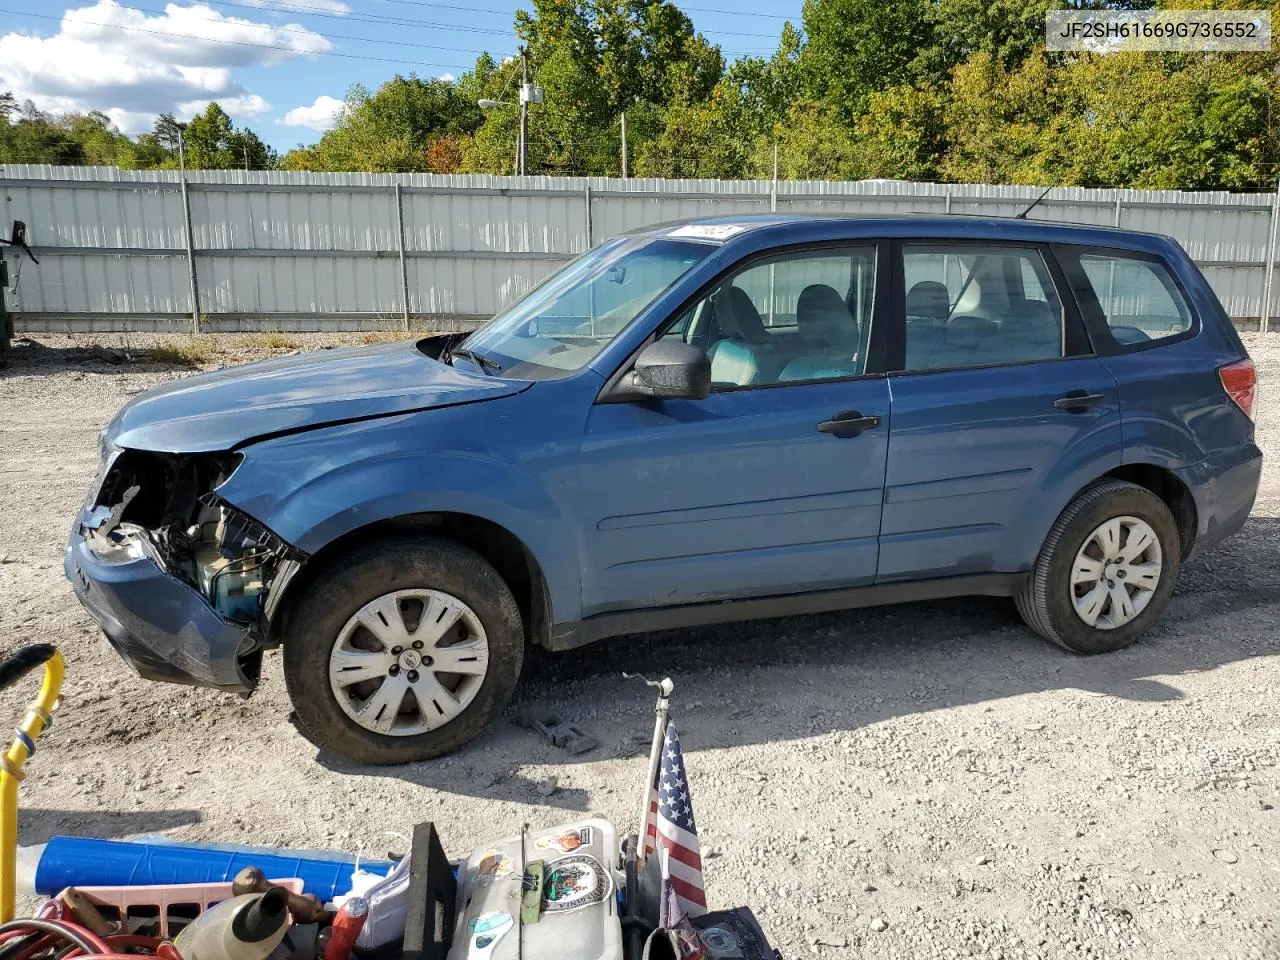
[698,926,741,958]
[468,912,513,959]
[534,827,592,853]
[475,851,512,884]
[542,854,613,913]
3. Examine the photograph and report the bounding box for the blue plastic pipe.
[34,836,393,902]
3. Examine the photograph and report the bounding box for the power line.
[80,0,521,57]
[366,0,798,23]
[11,1,776,63]
[365,0,784,38]
[216,0,782,52]
[0,8,466,69]
[676,2,797,19]
[88,0,778,57]
[188,0,519,36]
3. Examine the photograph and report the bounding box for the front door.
[566,243,892,616]
[878,241,1123,581]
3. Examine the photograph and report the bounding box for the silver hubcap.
[1070,515,1162,630]
[328,589,489,737]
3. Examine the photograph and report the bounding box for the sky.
[0,0,805,154]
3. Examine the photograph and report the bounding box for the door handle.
[817,410,882,437]
[1053,391,1105,412]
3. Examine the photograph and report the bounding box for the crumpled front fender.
[215,415,583,626]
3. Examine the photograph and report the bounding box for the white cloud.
[0,1,330,134]
[438,73,456,83]
[240,0,351,13]
[280,94,344,130]
[180,94,272,117]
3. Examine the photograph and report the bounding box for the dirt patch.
[1,332,1278,959]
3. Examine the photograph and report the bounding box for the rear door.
[878,240,1123,582]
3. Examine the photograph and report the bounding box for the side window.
[672,246,876,389]
[1078,254,1192,345]
[901,244,1064,371]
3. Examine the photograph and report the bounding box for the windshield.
[456,237,714,380]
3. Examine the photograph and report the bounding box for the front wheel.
[283,538,524,763]
[1016,480,1180,654]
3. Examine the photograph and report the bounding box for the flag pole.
[634,675,673,870]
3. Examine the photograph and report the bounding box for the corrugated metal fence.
[2,165,1276,333]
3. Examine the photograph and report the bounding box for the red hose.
[103,937,162,952]
[0,920,111,956]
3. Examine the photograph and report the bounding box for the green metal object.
[520,859,544,926]
[0,258,10,364]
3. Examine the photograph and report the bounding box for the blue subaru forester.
[67,215,1262,762]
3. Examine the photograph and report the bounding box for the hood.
[107,339,525,453]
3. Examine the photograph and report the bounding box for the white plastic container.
[447,817,623,960]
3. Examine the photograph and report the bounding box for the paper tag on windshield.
[668,223,748,241]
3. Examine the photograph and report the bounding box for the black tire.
[1016,480,1180,655]
[283,537,523,764]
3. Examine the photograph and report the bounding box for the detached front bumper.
[65,511,256,694]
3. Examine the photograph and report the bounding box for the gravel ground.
[1,331,1278,960]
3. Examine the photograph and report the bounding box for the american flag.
[643,720,707,919]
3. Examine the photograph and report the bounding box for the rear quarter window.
[1078,253,1193,346]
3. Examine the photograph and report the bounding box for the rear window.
[1079,254,1193,346]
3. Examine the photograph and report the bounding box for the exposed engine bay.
[83,448,304,631]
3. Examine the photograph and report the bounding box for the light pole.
[477,97,520,175]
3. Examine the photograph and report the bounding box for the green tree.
[460,0,725,176]
[283,76,480,172]
[853,84,947,181]
[179,103,275,170]
[764,98,862,180]
[799,0,936,123]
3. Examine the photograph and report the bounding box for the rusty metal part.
[54,887,118,937]
[230,866,328,925]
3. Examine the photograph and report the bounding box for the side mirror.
[611,340,710,402]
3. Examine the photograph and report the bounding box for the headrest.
[715,286,767,343]
[1004,299,1060,345]
[906,281,950,321]
[796,284,854,345]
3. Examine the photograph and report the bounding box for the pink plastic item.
[72,879,305,938]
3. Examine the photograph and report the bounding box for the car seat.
[707,287,781,386]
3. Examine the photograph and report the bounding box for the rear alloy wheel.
[1016,480,1180,654]
[284,538,523,763]
[1068,516,1162,630]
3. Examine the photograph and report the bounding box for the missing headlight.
[84,449,304,625]
[192,498,296,623]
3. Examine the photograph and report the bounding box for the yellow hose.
[0,650,64,922]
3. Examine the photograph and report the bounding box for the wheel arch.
[267,512,553,651]
[1030,463,1197,565]
[1100,463,1198,560]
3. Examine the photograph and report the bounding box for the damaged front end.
[66,447,304,694]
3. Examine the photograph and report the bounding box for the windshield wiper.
[449,345,503,374]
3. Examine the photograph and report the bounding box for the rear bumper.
[64,516,255,694]
[1178,442,1263,562]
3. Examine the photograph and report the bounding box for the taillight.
[1219,358,1257,420]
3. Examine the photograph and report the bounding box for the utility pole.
[176,126,200,335]
[518,46,529,176]
[620,111,628,179]
[771,140,779,212]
